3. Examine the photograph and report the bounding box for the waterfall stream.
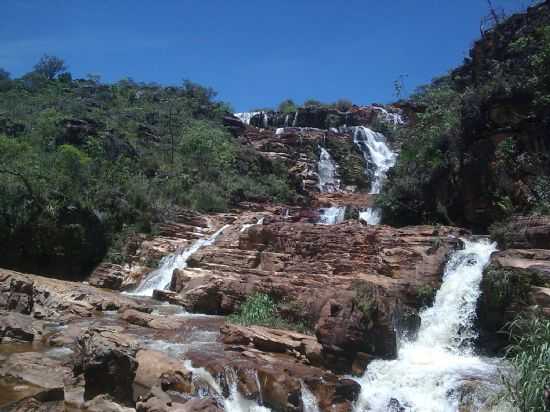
[354,238,498,412]
[129,225,229,297]
[350,126,396,225]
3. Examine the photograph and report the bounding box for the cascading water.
[234,112,260,125]
[318,206,346,225]
[317,146,346,224]
[301,381,321,412]
[372,106,405,126]
[350,126,396,225]
[318,147,340,193]
[354,238,498,412]
[129,225,229,297]
[240,217,265,233]
[183,361,270,412]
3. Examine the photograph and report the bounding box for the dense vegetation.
[0,58,297,278]
[228,293,313,334]
[377,2,550,231]
[503,316,550,412]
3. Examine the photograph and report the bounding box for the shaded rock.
[88,263,125,290]
[492,215,550,249]
[135,350,192,393]
[73,328,139,405]
[0,311,37,342]
[84,394,136,412]
[221,324,322,366]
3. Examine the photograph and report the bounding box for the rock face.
[477,247,550,353]
[0,269,146,322]
[242,105,403,131]
[88,210,225,290]
[166,222,465,371]
[491,215,550,249]
[73,327,139,405]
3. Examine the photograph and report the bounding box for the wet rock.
[84,394,136,412]
[221,324,322,366]
[0,269,147,322]
[0,352,68,393]
[73,327,139,405]
[0,311,37,342]
[88,263,125,289]
[171,222,464,370]
[135,350,192,393]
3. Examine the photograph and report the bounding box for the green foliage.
[377,77,463,226]
[483,266,535,307]
[415,285,436,308]
[503,316,550,412]
[33,54,67,80]
[228,293,312,334]
[334,98,353,112]
[303,99,322,107]
[0,58,298,275]
[352,281,379,320]
[277,99,297,114]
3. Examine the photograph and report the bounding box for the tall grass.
[503,316,550,412]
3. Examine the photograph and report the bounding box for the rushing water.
[301,381,321,412]
[234,112,260,125]
[318,206,346,225]
[349,126,396,225]
[129,225,229,297]
[318,146,340,193]
[354,238,498,412]
[183,361,270,412]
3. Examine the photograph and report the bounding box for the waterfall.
[240,217,265,233]
[262,112,269,128]
[354,238,498,412]
[234,112,260,125]
[301,381,321,412]
[318,206,346,225]
[372,106,405,126]
[129,225,229,297]
[350,126,396,225]
[318,147,340,193]
[183,361,270,412]
[358,209,381,226]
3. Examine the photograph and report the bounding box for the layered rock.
[477,247,550,353]
[240,105,403,131]
[88,210,225,290]
[164,221,465,371]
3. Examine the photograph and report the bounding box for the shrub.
[503,315,550,412]
[277,99,297,114]
[334,98,353,112]
[228,293,313,334]
[303,99,322,107]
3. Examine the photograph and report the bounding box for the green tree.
[277,99,297,114]
[33,54,67,80]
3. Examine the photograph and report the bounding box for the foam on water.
[354,238,498,412]
[129,225,229,297]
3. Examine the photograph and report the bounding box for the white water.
[184,361,270,412]
[318,147,340,193]
[359,209,381,226]
[240,217,265,233]
[129,225,229,297]
[351,126,396,225]
[354,238,498,412]
[318,206,346,225]
[373,106,405,126]
[235,112,260,125]
[301,381,321,412]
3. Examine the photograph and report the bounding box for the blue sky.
[1,1,529,111]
